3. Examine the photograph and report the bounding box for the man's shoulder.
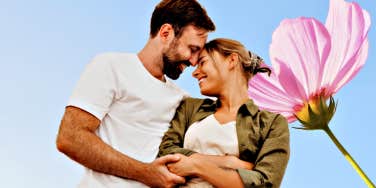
[91,52,137,63]
[87,52,140,70]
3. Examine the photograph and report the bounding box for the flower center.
[294,95,337,130]
[295,99,321,122]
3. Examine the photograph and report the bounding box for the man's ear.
[158,23,175,43]
[227,53,239,70]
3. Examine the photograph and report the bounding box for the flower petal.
[270,18,331,100]
[322,0,371,94]
[331,39,368,94]
[249,68,299,122]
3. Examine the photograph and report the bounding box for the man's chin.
[165,72,181,80]
[163,61,186,80]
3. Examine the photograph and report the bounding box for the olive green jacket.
[158,97,290,188]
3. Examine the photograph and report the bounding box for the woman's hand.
[167,154,198,177]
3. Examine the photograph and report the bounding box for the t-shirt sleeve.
[68,54,119,120]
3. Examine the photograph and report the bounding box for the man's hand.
[142,154,186,188]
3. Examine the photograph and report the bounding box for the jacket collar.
[201,98,259,116]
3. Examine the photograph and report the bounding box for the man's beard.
[162,54,190,80]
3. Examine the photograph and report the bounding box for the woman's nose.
[192,67,200,78]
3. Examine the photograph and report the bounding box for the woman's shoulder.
[178,97,216,115]
[181,97,215,106]
[245,99,285,123]
[258,109,280,118]
[257,109,288,130]
[245,99,287,127]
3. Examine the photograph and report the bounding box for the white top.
[68,52,188,188]
[182,114,238,188]
[184,114,239,156]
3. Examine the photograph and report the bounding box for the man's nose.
[189,54,199,66]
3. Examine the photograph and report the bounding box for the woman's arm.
[195,159,245,188]
[237,114,290,187]
[167,153,245,188]
[158,98,254,171]
[158,98,197,157]
[167,114,290,188]
[190,153,253,170]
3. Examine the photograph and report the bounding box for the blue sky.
[0,0,375,187]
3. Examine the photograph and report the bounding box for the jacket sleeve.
[237,114,290,188]
[158,98,197,157]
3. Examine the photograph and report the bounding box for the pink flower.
[248,0,374,186]
[248,0,370,123]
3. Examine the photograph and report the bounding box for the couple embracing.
[56,0,289,187]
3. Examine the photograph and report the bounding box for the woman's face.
[192,49,227,96]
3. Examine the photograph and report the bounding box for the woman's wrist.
[189,153,207,176]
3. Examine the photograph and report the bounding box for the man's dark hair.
[150,0,215,38]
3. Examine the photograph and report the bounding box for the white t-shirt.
[68,52,188,188]
[182,114,238,188]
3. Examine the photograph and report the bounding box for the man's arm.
[56,106,185,187]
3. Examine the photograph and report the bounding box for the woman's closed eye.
[198,60,206,67]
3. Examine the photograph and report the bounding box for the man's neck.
[138,41,165,81]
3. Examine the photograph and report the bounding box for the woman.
[158,38,290,188]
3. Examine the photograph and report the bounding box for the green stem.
[323,126,375,188]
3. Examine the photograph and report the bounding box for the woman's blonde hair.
[204,38,271,80]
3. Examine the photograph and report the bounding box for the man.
[56,0,215,187]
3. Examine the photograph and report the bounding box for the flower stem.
[323,126,375,188]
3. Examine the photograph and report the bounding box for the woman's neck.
[217,88,249,113]
[213,88,248,124]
